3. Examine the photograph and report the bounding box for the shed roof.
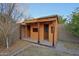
[22,15,59,24]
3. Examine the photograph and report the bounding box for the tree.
[67,7,79,37]
[59,16,66,24]
[0,3,28,48]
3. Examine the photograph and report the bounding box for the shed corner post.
[37,22,40,44]
[52,24,55,47]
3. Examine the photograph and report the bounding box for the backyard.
[0,24,79,56]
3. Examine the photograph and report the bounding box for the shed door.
[44,24,49,40]
[27,25,31,38]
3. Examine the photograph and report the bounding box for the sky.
[19,3,79,18]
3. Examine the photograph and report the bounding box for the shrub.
[67,7,79,37]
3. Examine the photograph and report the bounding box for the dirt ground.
[0,40,31,56]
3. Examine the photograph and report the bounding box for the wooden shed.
[20,15,58,47]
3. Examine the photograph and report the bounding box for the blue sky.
[19,3,79,18]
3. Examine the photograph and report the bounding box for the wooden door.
[44,24,49,40]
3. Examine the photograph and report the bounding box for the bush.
[67,7,79,37]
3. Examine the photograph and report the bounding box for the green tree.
[67,7,79,37]
[59,16,66,24]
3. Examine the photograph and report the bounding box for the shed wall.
[31,23,38,40]
[21,16,58,46]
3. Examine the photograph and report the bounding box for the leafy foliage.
[59,16,66,24]
[67,7,79,37]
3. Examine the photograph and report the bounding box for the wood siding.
[20,15,58,46]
